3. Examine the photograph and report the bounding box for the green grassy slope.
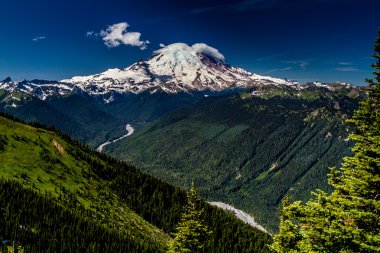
[106,92,360,232]
[0,114,271,252]
[0,115,169,252]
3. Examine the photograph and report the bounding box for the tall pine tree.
[167,184,211,253]
[271,28,380,252]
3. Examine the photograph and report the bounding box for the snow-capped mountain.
[61,43,297,95]
[0,42,356,101]
[0,78,75,100]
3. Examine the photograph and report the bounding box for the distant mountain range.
[1,43,359,103]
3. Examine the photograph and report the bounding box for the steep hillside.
[0,114,169,252]
[0,114,271,252]
[104,90,361,232]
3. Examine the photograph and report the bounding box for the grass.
[0,116,170,249]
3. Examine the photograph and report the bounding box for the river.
[96,124,134,152]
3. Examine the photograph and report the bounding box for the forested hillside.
[105,89,363,232]
[0,113,271,252]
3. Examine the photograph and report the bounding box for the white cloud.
[264,66,293,74]
[159,43,166,47]
[338,62,352,65]
[86,31,95,37]
[335,67,359,72]
[284,60,309,69]
[32,36,46,42]
[192,43,225,61]
[154,42,226,62]
[98,22,149,50]
[256,53,287,61]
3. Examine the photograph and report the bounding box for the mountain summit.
[61,42,295,95]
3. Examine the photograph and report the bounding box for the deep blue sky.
[0,0,379,85]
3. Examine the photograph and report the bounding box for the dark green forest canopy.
[106,90,363,232]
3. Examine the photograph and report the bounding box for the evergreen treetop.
[168,184,212,253]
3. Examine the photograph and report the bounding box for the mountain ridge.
[1,43,359,102]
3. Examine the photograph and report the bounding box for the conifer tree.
[167,184,211,253]
[271,28,380,252]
